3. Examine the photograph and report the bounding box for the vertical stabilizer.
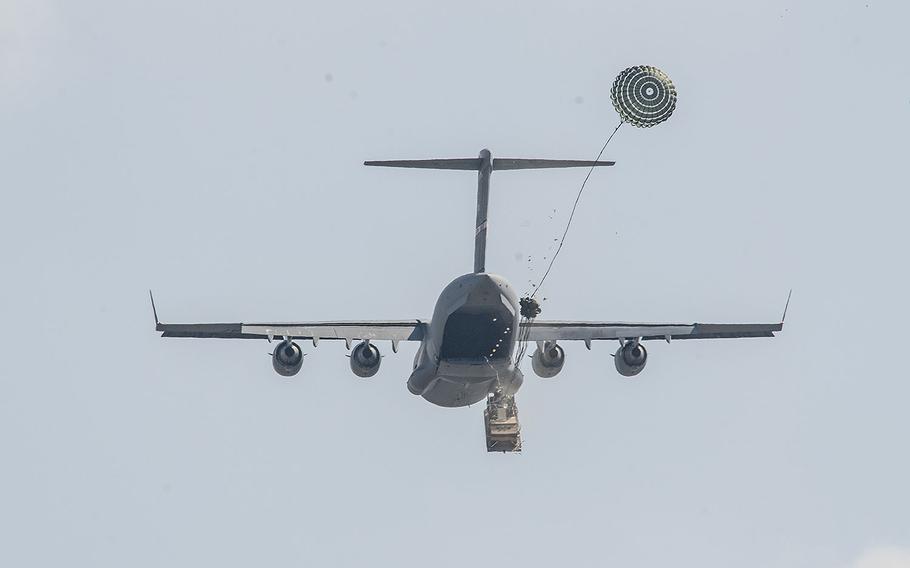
[474,149,492,273]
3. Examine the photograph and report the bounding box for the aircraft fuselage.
[407,273,524,407]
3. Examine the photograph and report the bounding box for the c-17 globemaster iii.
[152,149,786,452]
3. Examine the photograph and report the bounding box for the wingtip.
[149,290,160,327]
[781,289,792,324]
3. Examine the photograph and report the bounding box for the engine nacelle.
[272,340,304,377]
[614,342,647,377]
[532,343,565,378]
[350,341,381,378]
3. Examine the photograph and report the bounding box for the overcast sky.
[2,0,909,566]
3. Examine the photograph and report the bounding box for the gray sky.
[2,0,909,566]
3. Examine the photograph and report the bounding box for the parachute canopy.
[611,65,677,128]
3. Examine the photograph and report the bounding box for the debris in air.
[520,296,542,319]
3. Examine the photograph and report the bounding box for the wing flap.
[522,321,782,342]
[158,321,426,341]
[158,322,254,339]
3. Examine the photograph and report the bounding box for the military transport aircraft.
[152,149,785,451]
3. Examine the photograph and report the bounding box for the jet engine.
[272,340,304,377]
[532,342,565,378]
[350,341,381,378]
[614,341,647,377]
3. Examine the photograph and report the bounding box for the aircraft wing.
[156,320,425,344]
[521,321,782,343]
[150,292,425,347]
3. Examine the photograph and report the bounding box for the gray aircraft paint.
[154,149,782,409]
[407,272,522,407]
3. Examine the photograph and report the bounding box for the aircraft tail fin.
[364,150,616,274]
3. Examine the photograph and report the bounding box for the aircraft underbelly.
[421,370,495,408]
[418,359,523,407]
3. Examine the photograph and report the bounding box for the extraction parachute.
[610,65,677,128]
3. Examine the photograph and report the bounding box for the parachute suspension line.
[513,316,533,371]
[529,120,623,299]
[514,121,622,371]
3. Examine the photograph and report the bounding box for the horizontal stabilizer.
[492,158,615,170]
[364,157,616,171]
[364,158,482,170]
